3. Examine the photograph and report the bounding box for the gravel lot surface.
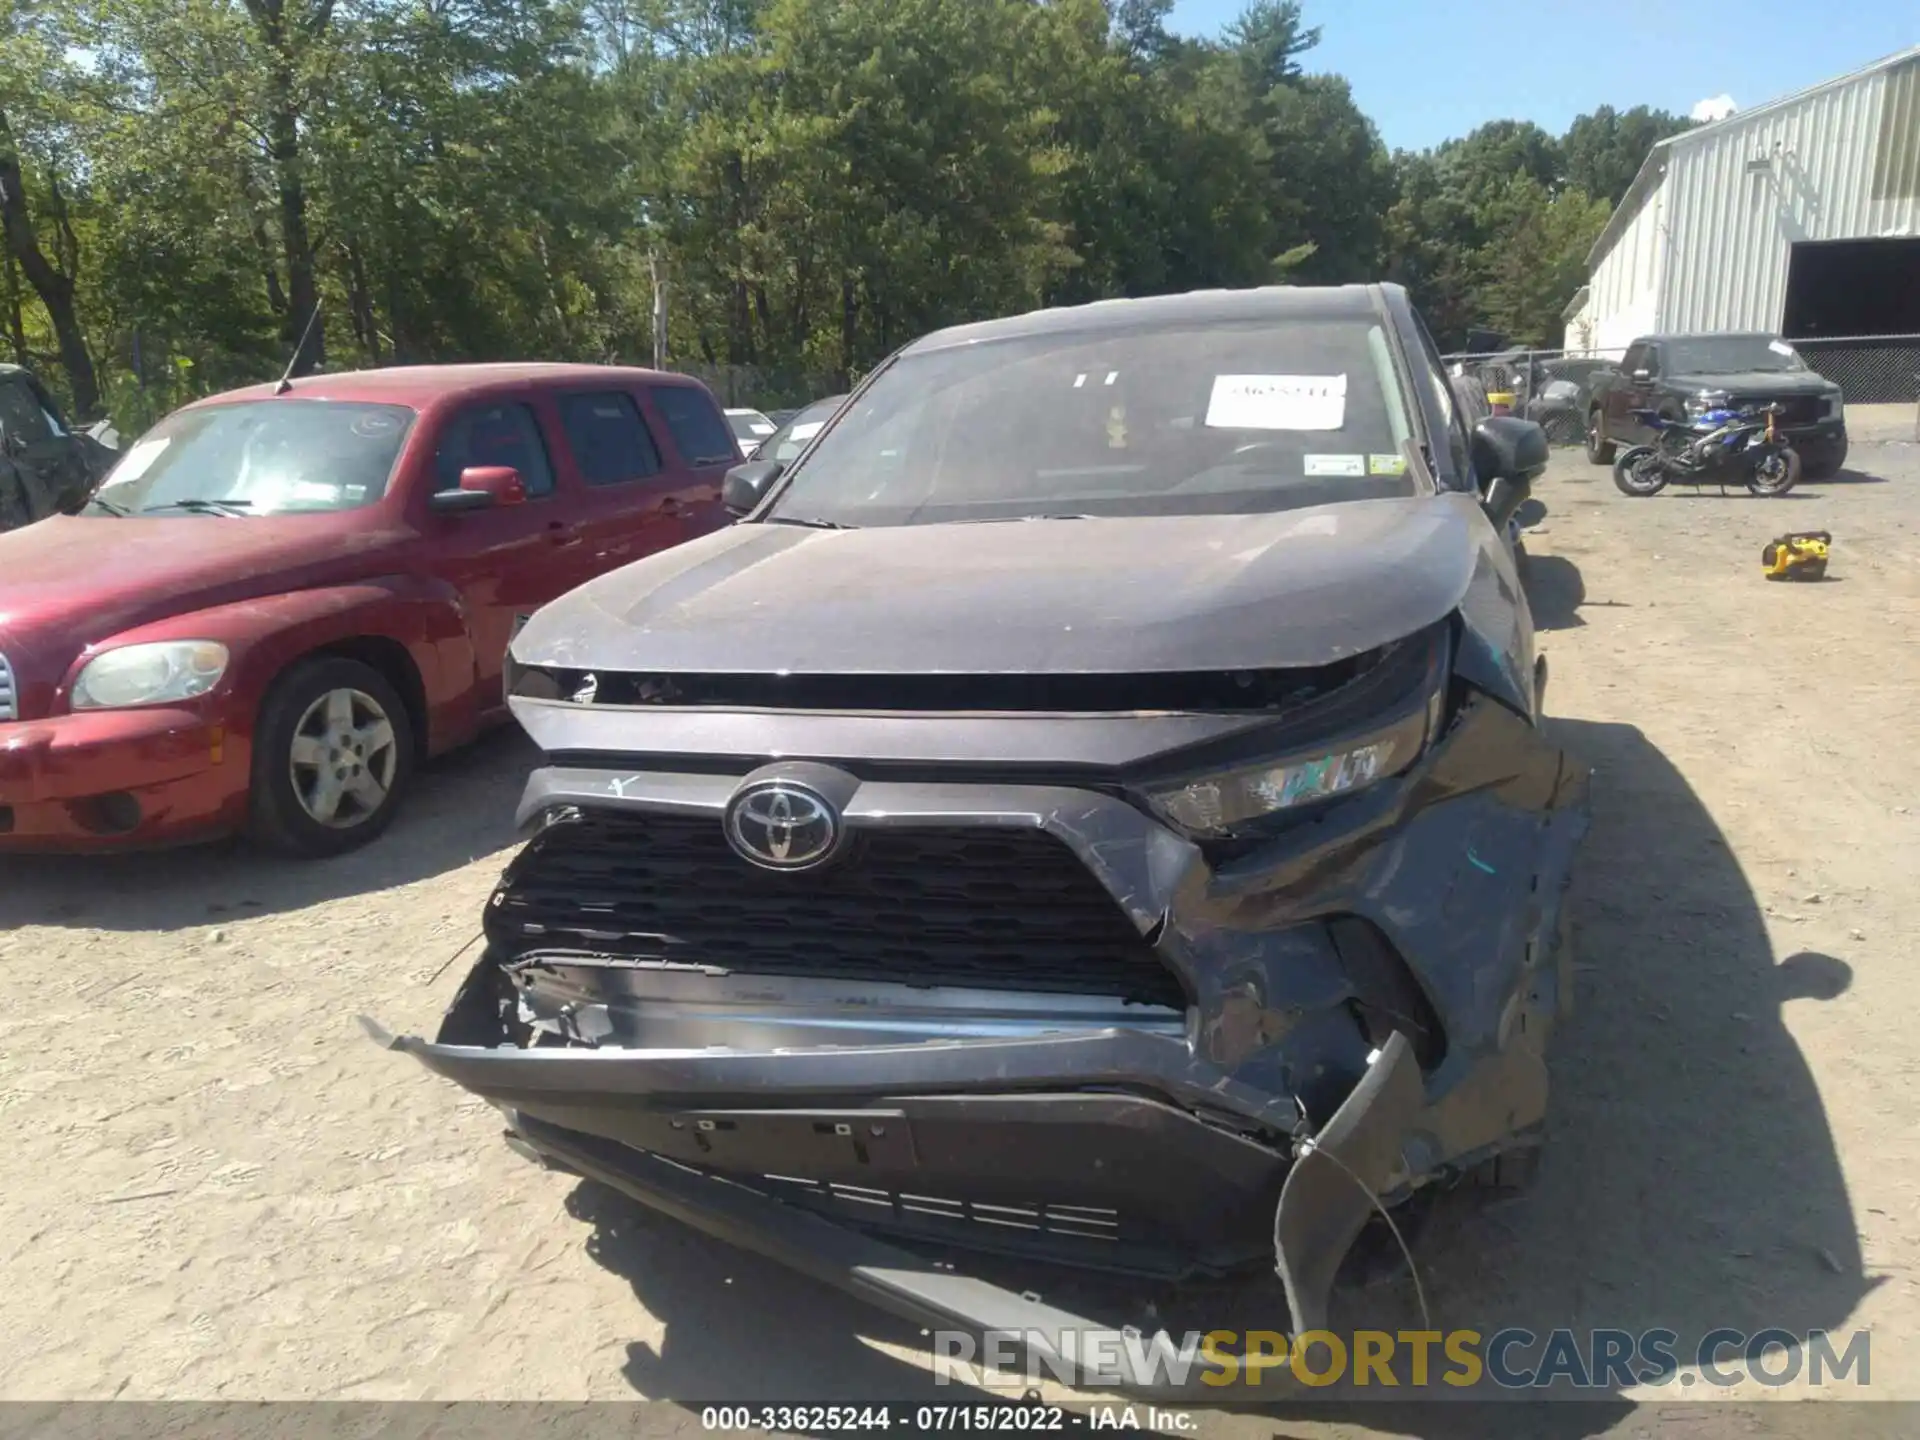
[4,434,1918,1431]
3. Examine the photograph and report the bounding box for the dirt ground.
[4,427,1920,1429]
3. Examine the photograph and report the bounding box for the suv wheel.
[247,656,416,858]
[1585,411,1615,465]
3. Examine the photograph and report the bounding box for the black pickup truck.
[1584,332,1848,479]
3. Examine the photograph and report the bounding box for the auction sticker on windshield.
[1304,454,1365,477]
[102,437,169,489]
[1206,374,1347,431]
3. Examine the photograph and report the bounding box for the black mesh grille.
[488,809,1187,1008]
[1733,394,1824,426]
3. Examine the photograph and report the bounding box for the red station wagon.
[0,363,738,857]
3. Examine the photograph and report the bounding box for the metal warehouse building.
[1568,44,1920,402]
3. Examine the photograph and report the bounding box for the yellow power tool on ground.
[1761,531,1831,581]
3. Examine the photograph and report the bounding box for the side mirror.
[1471,417,1549,531]
[429,465,525,515]
[723,459,784,516]
[460,465,526,505]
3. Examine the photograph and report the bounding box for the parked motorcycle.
[1612,403,1800,498]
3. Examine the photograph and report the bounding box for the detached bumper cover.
[365,1013,1425,1394]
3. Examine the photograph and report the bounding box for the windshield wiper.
[84,494,131,517]
[762,514,857,530]
[139,498,254,517]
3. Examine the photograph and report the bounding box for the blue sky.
[1169,0,1919,152]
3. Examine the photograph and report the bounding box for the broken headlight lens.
[71,640,229,710]
[1144,703,1432,839]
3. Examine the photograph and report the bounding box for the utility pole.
[649,248,668,369]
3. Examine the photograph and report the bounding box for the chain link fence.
[1790,335,1920,406]
[674,361,852,413]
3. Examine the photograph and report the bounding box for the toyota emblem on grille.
[724,780,842,870]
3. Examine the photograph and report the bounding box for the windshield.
[759,396,849,465]
[765,319,1423,527]
[91,400,415,516]
[726,410,776,443]
[1668,336,1808,375]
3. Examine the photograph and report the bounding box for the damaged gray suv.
[369,283,1590,1385]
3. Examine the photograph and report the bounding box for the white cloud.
[1691,94,1739,123]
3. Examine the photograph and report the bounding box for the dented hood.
[515,494,1492,676]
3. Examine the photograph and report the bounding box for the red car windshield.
[90,400,416,517]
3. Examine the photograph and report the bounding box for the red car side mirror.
[460,465,526,506]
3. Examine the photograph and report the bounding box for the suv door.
[643,381,739,541]
[420,397,586,717]
[551,388,687,567]
[0,371,85,527]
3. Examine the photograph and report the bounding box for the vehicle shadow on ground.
[0,726,538,933]
[1525,553,1587,631]
[1802,465,1888,485]
[565,1179,960,1404]
[558,719,1868,1430]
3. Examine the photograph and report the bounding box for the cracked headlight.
[71,640,229,710]
[1144,702,1435,840]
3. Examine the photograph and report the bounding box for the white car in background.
[724,408,777,457]
[749,394,851,468]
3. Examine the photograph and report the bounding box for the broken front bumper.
[368,690,1588,1388]
[368,1007,1426,1394]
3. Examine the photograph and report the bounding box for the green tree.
[1563,104,1691,208]
[0,3,102,415]
[1254,73,1393,283]
[1478,175,1611,346]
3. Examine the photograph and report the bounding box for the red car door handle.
[547,522,584,548]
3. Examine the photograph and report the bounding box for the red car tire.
[246,655,416,858]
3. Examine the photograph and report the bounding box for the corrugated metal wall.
[1589,179,1667,351]
[1659,57,1920,334]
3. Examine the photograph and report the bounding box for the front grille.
[0,653,15,722]
[488,809,1187,1008]
[1736,395,1824,426]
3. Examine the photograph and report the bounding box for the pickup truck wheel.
[247,656,416,858]
[1802,441,1847,480]
[1585,411,1615,465]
